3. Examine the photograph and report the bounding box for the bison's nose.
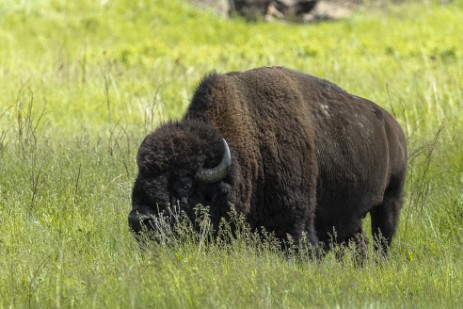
[128,211,154,234]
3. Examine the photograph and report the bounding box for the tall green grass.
[1,0,463,307]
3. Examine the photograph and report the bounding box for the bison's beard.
[129,204,219,247]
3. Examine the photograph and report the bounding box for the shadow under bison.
[129,66,407,258]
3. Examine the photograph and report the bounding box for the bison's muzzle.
[128,206,156,235]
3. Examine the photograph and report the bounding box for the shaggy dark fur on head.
[136,120,225,177]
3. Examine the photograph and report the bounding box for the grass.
[1,0,463,307]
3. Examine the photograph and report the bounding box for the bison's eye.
[182,183,192,192]
[173,177,194,197]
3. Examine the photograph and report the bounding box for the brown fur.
[130,67,407,254]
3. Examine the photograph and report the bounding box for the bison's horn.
[196,138,232,184]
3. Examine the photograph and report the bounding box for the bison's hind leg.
[370,175,405,256]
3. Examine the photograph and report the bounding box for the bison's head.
[128,120,232,237]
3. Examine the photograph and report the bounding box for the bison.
[228,0,318,21]
[129,66,407,257]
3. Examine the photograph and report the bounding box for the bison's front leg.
[324,225,369,265]
[347,229,369,265]
[277,199,319,252]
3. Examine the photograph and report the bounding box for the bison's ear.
[202,181,231,204]
[218,182,231,196]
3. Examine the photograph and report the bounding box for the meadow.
[1,0,462,307]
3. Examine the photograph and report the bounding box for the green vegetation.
[1,0,462,307]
